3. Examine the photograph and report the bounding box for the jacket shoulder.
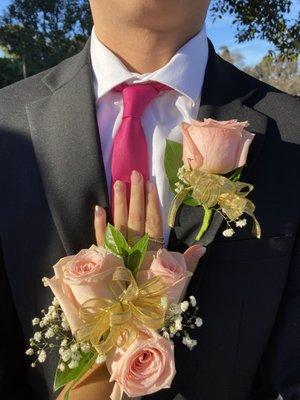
[224,59,299,141]
[0,67,52,104]
[251,76,300,143]
[0,43,90,116]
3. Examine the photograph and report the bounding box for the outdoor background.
[0,0,299,95]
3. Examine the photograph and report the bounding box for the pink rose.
[181,118,255,174]
[107,329,175,399]
[44,245,124,333]
[138,245,206,303]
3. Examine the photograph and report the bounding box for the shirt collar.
[90,24,209,106]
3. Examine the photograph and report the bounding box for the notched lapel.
[169,42,268,249]
[26,41,109,254]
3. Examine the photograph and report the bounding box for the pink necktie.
[111,81,171,200]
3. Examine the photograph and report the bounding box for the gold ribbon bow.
[76,267,167,355]
[169,169,261,239]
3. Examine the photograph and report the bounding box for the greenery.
[219,46,300,96]
[0,0,299,91]
[54,351,96,393]
[211,0,299,59]
[104,224,149,277]
[0,0,92,86]
[244,55,300,96]
[164,139,184,195]
[0,56,22,86]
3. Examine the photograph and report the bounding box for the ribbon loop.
[171,168,261,238]
[76,267,167,355]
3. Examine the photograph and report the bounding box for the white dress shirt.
[90,25,209,244]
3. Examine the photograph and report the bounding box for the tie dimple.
[114,82,170,118]
[110,81,171,210]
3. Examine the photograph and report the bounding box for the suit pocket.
[207,235,292,263]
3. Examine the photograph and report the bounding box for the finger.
[183,245,206,273]
[94,205,107,246]
[113,180,128,237]
[127,170,145,243]
[145,181,163,250]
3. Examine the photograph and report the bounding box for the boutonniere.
[165,118,261,241]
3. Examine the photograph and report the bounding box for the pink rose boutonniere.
[165,118,261,241]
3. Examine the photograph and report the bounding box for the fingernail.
[192,244,206,257]
[131,170,141,184]
[114,180,124,191]
[146,181,154,193]
[95,205,103,216]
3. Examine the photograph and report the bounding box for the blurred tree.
[219,45,245,68]
[219,47,300,96]
[0,57,22,87]
[0,0,299,89]
[211,0,300,59]
[245,55,300,96]
[0,0,92,82]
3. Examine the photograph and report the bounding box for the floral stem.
[195,207,213,241]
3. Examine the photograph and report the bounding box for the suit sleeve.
[0,242,34,397]
[251,226,300,399]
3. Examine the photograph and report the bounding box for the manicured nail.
[131,170,141,184]
[146,181,154,193]
[114,180,124,191]
[95,205,103,216]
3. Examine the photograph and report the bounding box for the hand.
[94,170,164,250]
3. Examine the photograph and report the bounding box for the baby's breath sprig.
[174,166,191,194]
[161,295,202,350]
[26,297,92,370]
[214,206,247,237]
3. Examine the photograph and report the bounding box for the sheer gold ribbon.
[76,267,167,355]
[169,169,261,238]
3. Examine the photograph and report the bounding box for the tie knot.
[113,81,171,118]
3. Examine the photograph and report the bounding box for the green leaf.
[105,225,149,276]
[226,166,244,182]
[127,234,149,277]
[183,196,200,207]
[104,223,130,260]
[54,351,97,392]
[164,139,183,193]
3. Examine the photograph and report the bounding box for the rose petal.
[44,276,82,333]
[182,118,253,174]
[237,129,255,168]
[110,382,123,400]
[183,245,206,273]
[107,330,175,397]
[181,122,203,169]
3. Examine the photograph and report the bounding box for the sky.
[0,0,298,66]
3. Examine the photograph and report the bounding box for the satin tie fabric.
[111,81,171,204]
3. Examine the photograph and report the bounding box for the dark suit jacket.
[0,37,299,400]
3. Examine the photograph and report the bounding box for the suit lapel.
[168,41,268,250]
[26,37,268,255]
[26,39,109,255]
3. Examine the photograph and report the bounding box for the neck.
[93,23,204,74]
